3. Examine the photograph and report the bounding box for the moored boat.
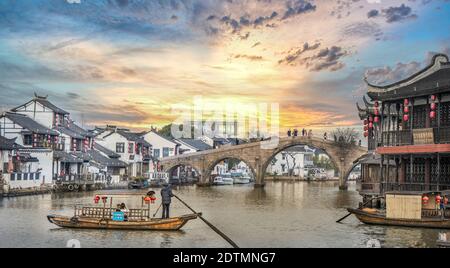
[347,207,450,229]
[348,191,450,229]
[231,172,252,184]
[213,173,234,185]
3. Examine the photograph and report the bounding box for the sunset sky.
[1,0,450,134]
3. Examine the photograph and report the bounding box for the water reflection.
[0,181,442,248]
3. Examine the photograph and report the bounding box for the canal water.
[0,181,442,248]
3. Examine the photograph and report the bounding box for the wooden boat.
[47,213,198,231]
[347,208,450,229]
[47,193,199,231]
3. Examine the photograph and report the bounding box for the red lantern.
[430,111,436,119]
[403,106,409,113]
[369,122,374,129]
[369,116,373,122]
[364,126,368,131]
[375,101,379,108]
[374,109,379,116]
[404,99,409,106]
[431,95,437,101]
[151,197,156,204]
[364,132,368,138]
[403,114,409,122]
[101,196,108,204]
[144,196,151,204]
[436,194,442,205]
[431,102,436,110]
[94,195,100,204]
[364,119,368,125]
[374,116,380,123]
[422,195,429,205]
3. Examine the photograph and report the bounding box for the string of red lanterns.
[403,98,410,122]
[430,95,437,119]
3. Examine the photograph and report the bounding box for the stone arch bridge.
[160,136,367,190]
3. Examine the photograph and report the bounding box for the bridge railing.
[161,136,367,162]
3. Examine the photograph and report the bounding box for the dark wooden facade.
[357,54,450,197]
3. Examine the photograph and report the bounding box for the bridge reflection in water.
[161,136,367,190]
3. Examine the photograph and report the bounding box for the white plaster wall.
[14,101,54,129]
[142,132,177,159]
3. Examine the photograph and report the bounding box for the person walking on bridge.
[161,183,174,219]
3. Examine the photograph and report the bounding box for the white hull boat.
[213,174,234,185]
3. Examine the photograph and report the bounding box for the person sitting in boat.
[120,203,129,221]
[161,183,174,219]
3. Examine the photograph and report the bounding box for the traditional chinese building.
[357,54,450,200]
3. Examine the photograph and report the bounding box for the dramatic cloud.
[367,10,379,18]
[365,61,422,85]
[278,42,321,65]
[368,4,418,23]
[282,0,317,20]
[279,44,348,72]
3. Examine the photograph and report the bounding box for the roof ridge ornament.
[363,95,374,108]
[356,102,366,112]
[34,92,48,100]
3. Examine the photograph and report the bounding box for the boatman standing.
[161,183,174,219]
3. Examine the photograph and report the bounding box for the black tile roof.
[88,149,128,168]
[0,136,22,150]
[116,131,152,147]
[35,97,69,115]
[56,120,93,139]
[94,143,120,159]
[178,138,212,151]
[12,96,69,115]
[56,126,85,139]
[53,151,83,163]
[3,112,59,135]
[366,54,450,101]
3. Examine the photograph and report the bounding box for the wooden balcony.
[382,127,450,147]
[360,182,450,193]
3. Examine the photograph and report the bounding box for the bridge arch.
[163,161,204,182]
[261,142,340,180]
[205,156,257,184]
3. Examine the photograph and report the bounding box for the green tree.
[157,124,174,139]
[313,155,335,170]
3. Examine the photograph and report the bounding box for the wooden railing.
[54,174,95,184]
[382,127,450,146]
[434,127,450,144]
[382,130,412,146]
[74,207,150,220]
[361,182,450,193]
[422,209,450,218]
[382,182,450,192]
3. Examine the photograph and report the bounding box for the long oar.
[336,196,383,223]
[153,203,162,218]
[173,195,239,248]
